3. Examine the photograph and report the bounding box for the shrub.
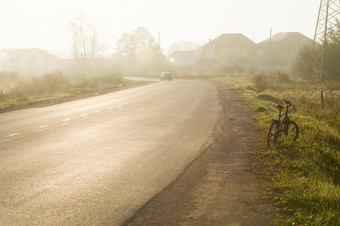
[11,72,69,96]
[252,73,268,91]
[96,73,124,84]
[0,71,19,83]
[291,45,313,79]
[0,89,6,101]
[275,71,290,83]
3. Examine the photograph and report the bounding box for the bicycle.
[267,99,299,147]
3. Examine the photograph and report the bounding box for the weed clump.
[274,71,290,83]
[252,74,268,91]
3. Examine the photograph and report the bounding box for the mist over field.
[1,0,340,225]
[0,0,328,92]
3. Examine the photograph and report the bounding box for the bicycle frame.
[277,111,287,131]
[277,105,291,133]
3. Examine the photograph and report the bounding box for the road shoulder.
[0,80,151,114]
[124,80,274,226]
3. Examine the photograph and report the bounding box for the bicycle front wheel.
[285,121,299,142]
[267,120,280,147]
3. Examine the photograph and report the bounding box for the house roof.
[202,33,256,49]
[0,48,57,59]
[169,50,200,58]
[257,32,313,48]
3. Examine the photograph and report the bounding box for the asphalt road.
[0,80,220,225]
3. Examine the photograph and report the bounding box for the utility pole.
[266,28,272,71]
[158,31,161,54]
[310,0,340,81]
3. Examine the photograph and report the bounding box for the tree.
[70,15,104,59]
[291,45,315,79]
[291,22,340,80]
[324,21,340,79]
[115,27,159,58]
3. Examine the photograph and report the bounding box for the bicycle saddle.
[277,105,284,110]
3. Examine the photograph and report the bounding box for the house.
[0,48,58,73]
[169,50,201,66]
[201,33,256,66]
[256,32,313,71]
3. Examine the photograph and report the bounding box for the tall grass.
[219,74,340,225]
[0,71,124,110]
[252,72,340,130]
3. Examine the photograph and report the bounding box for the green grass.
[218,76,340,225]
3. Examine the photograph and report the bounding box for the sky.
[0,0,321,57]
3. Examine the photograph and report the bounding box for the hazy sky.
[0,0,320,57]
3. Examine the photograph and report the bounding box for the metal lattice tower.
[310,0,340,80]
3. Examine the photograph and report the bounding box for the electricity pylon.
[310,0,340,81]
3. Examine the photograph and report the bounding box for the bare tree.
[70,15,104,59]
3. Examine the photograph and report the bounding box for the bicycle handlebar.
[283,99,291,105]
[282,99,297,111]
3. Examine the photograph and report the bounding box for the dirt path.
[123,81,274,226]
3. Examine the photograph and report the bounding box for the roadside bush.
[11,72,69,96]
[96,73,124,84]
[0,71,19,83]
[38,72,69,93]
[274,71,290,83]
[252,73,268,91]
[0,89,6,101]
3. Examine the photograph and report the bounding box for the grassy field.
[0,71,140,112]
[218,74,340,225]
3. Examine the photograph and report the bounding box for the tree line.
[70,15,161,62]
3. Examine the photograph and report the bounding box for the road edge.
[123,80,274,226]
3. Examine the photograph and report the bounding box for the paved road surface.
[0,80,220,225]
